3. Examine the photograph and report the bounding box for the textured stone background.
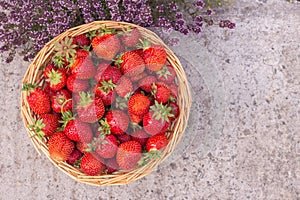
[0,0,299,199]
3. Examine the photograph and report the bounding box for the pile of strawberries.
[23,26,180,176]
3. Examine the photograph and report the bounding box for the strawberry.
[29,114,61,138]
[138,133,168,166]
[51,89,73,113]
[43,63,57,79]
[129,112,143,124]
[169,102,180,122]
[67,74,89,93]
[116,141,142,170]
[105,110,129,135]
[146,133,168,152]
[70,56,96,79]
[143,101,173,135]
[130,71,147,83]
[106,158,119,174]
[115,51,145,77]
[132,130,149,146]
[91,34,120,60]
[121,27,142,47]
[95,134,118,159]
[101,66,122,84]
[95,80,116,105]
[22,83,51,115]
[139,75,157,92]
[75,49,90,58]
[73,34,90,46]
[67,149,83,165]
[156,65,176,84]
[141,40,167,72]
[117,133,131,143]
[43,83,56,98]
[128,94,150,116]
[76,92,105,123]
[115,76,133,97]
[152,82,171,104]
[94,63,111,82]
[46,69,67,92]
[48,131,74,161]
[169,83,178,99]
[80,153,105,176]
[63,115,93,143]
[76,141,90,154]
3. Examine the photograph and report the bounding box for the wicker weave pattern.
[20,21,192,186]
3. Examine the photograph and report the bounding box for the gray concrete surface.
[0,0,299,199]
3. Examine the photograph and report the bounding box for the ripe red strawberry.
[116,76,133,97]
[64,118,93,143]
[129,112,143,124]
[105,110,129,135]
[67,149,83,165]
[76,92,105,123]
[67,74,89,93]
[106,158,119,174]
[80,153,105,176]
[139,75,157,92]
[95,134,118,159]
[141,40,167,72]
[143,101,173,135]
[43,63,57,79]
[22,83,51,115]
[146,133,168,152]
[169,83,178,99]
[128,94,150,116]
[156,65,176,84]
[121,27,142,47]
[116,51,145,77]
[51,89,73,113]
[101,66,122,84]
[116,141,142,170]
[95,80,116,105]
[29,114,61,138]
[70,56,95,79]
[132,130,149,146]
[152,82,171,104]
[94,63,111,82]
[73,34,90,46]
[48,131,74,161]
[91,34,120,60]
[76,49,90,58]
[76,141,90,154]
[43,83,56,98]
[46,69,67,92]
[117,133,131,143]
[169,102,180,122]
[130,71,147,83]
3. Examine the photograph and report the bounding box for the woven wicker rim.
[20,21,192,186]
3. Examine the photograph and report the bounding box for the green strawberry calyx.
[60,110,75,128]
[137,39,151,50]
[98,118,111,136]
[150,101,174,123]
[138,150,162,166]
[53,36,77,68]
[114,53,124,67]
[22,83,37,96]
[98,79,116,93]
[78,91,93,108]
[28,119,46,139]
[156,65,171,79]
[47,69,63,86]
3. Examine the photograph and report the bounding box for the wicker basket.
[20,21,192,186]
